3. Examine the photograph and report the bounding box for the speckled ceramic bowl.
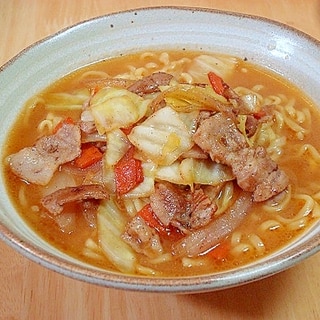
[0,7,319,293]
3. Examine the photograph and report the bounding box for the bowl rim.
[1,6,320,293]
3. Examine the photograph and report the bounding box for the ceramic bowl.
[0,7,320,293]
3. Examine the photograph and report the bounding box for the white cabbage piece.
[128,106,193,165]
[179,158,234,185]
[97,199,137,274]
[155,158,234,186]
[105,129,131,166]
[188,54,239,83]
[90,87,149,134]
[155,161,185,185]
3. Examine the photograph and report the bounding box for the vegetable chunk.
[128,106,193,165]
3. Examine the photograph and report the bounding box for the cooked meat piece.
[245,114,259,137]
[253,167,289,202]
[182,188,218,231]
[8,123,81,185]
[122,216,163,258]
[127,72,173,96]
[193,112,247,163]
[172,192,252,257]
[194,112,289,201]
[229,146,289,201]
[41,184,108,215]
[150,183,217,232]
[150,183,187,226]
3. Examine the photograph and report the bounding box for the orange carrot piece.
[74,145,103,169]
[121,125,134,135]
[138,204,165,231]
[208,71,228,96]
[138,204,183,241]
[114,146,144,195]
[207,241,230,261]
[53,117,74,134]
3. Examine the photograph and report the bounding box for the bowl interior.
[0,7,320,293]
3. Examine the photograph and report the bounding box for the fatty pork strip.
[83,72,174,96]
[8,123,81,185]
[193,112,289,201]
[122,216,164,258]
[41,184,109,216]
[127,72,174,96]
[150,182,217,233]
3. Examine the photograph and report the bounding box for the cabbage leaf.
[97,199,137,274]
[90,87,149,134]
[128,106,193,165]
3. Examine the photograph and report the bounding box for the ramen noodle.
[3,51,320,276]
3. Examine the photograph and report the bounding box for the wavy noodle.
[37,112,63,135]
[230,232,265,257]
[287,217,308,230]
[297,144,320,163]
[231,242,253,256]
[79,70,110,81]
[275,102,310,140]
[277,194,314,222]
[262,186,292,213]
[22,96,46,126]
[117,52,194,82]
[264,94,283,105]
[258,219,282,232]
[248,233,265,255]
[230,231,242,247]
[311,201,320,218]
[260,192,317,232]
[182,257,207,267]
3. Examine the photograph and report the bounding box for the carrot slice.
[208,71,228,96]
[207,241,230,261]
[53,117,74,134]
[138,204,183,241]
[114,146,144,195]
[74,144,103,169]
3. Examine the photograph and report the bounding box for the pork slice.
[253,167,289,202]
[193,112,247,163]
[150,183,187,226]
[8,123,81,185]
[227,146,289,202]
[122,216,163,258]
[150,183,216,232]
[41,184,108,216]
[183,188,217,231]
[193,113,289,201]
[127,72,173,96]
[227,146,277,192]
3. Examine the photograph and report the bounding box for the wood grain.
[1,1,320,319]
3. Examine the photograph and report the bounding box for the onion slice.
[172,192,252,257]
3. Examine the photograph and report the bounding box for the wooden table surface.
[1,1,320,319]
